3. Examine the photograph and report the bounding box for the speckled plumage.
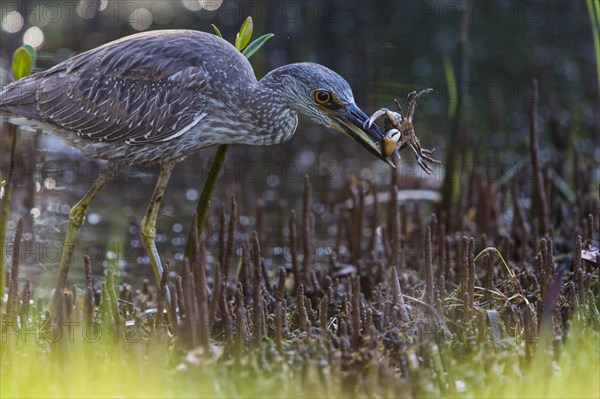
[0,29,386,168]
[0,30,304,164]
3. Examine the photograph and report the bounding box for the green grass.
[2,309,598,398]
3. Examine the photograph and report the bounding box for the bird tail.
[0,76,41,119]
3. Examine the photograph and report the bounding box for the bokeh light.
[181,0,224,13]
[181,0,202,12]
[200,0,223,11]
[77,0,99,21]
[128,8,153,31]
[1,11,24,33]
[23,26,45,49]
[44,178,56,190]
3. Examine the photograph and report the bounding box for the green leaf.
[547,167,576,204]
[211,24,223,38]
[235,17,253,51]
[586,0,600,92]
[242,33,274,59]
[21,44,37,66]
[443,54,457,119]
[12,46,35,80]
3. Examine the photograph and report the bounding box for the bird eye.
[314,90,332,105]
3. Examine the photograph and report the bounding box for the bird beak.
[326,103,395,167]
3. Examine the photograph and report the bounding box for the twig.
[424,226,434,305]
[529,79,550,234]
[302,176,314,291]
[289,210,301,292]
[155,260,170,333]
[0,124,18,306]
[223,196,237,280]
[6,218,23,323]
[184,144,229,258]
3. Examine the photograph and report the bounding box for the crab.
[364,88,441,174]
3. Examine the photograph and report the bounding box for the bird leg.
[140,160,175,326]
[47,161,120,319]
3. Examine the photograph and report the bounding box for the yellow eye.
[314,90,332,104]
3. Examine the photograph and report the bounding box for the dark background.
[0,0,598,288]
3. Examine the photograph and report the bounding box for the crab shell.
[382,129,401,157]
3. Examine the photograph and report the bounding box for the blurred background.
[0,0,598,289]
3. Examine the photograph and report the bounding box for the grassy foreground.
[1,300,598,398]
[2,333,599,399]
[1,199,599,398]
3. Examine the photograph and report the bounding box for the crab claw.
[381,137,395,157]
[380,128,403,157]
[363,108,389,129]
[385,128,401,141]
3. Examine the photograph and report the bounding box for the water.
[1,0,597,292]
[4,127,397,291]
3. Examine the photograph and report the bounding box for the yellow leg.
[141,161,175,325]
[47,162,119,318]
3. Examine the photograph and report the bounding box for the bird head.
[267,62,392,166]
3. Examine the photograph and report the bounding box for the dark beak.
[328,103,394,167]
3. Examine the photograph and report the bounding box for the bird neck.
[256,64,302,108]
[242,68,299,145]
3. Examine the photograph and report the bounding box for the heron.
[0,29,392,316]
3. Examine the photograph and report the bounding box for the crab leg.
[393,98,404,114]
[420,148,441,163]
[416,157,434,174]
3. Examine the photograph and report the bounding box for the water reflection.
[6,127,396,292]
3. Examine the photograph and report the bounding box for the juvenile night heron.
[0,30,389,315]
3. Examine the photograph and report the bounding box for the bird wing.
[37,66,211,144]
[1,30,254,145]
